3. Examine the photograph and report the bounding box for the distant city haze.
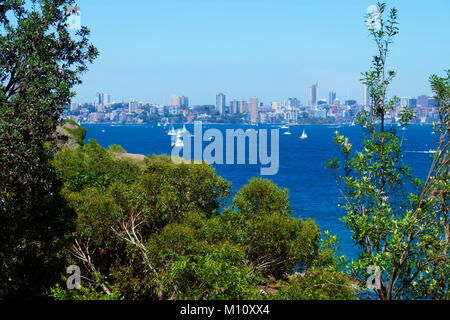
[73,0,449,105]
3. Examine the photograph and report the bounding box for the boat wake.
[404,150,437,154]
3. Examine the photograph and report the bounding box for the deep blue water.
[84,123,439,258]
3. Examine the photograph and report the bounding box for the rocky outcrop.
[112,152,146,161]
[54,120,86,151]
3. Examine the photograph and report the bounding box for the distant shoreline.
[79,122,436,126]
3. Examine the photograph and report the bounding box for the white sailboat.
[283,128,292,135]
[299,130,308,140]
[174,133,184,148]
[168,126,176,136]
[171,131,185,147]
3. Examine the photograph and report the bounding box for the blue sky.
[73,0,449,105]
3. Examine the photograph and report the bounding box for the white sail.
[300,130,308,139]
[168,126,176,135]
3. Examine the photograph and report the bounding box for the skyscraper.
[171,94,180,107]
[179,96,189,108]
[102,93,110,106]
[216,93,226,115]
[238,100,247,113]
[249,96,259,123]
[96,92,102,105]
[95,92,110,112]
[129,98,138,113]
[308,83,318,106]
[230,100,239,113]
[329,91,336,105]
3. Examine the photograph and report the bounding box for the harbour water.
[84,123,439,258]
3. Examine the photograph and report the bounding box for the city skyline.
[78,83,434,109]
[72,0,449,105]
[69,87,439,127]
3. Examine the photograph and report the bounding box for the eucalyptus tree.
[0,0,97,298]
[327,3,448,300]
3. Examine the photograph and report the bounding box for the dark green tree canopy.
[0,0,97,298]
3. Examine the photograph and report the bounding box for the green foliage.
[140,155,231,223]
[108,144,126,153]
[328,3,449,300]
[407,70,449,300]
[232,177,292,218]
[50,282,122,301]
[211,178,332,278]
[50,141,350,300]
[222,211,321,278]
[429,70,449,136]
[0,0,97,298]
[66,186,123,248]
[270,269,356,300]
[153,244,263,300]
[54,139,143,192]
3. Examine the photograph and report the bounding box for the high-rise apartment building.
[308,83,318,106]
[216,93,226,115]
[95,92,110,112]
[170,94,180,107]
[96,92,102,105]
[249,96,259,123]
[230,100,239,113]
[238,100,247,113]
[96,92,111,105]
[129,98,138,113]
[102,93,110,106]
[179,96,189,108]
[329,91,336,105]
